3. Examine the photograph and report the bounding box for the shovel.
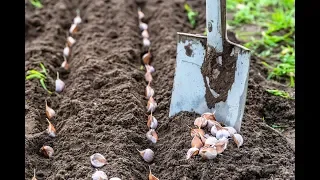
[169,0,251,132]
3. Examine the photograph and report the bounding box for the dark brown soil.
[25,0,295,179]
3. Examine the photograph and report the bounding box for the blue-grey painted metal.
[169,0,251,132]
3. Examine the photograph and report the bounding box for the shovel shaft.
[206,0,226,53]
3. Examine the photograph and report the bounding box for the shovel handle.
[206,0,227,53]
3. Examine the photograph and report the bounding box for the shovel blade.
[169,33,250,132]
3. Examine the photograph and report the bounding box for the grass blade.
[40,78,52,94]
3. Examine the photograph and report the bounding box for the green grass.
[184,3,198,28]
[26,63,52,94]
[226,0,295,87]
[266,89,293,99]
[29,0,43,8]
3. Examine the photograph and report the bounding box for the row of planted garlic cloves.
[187,112,244,160]
[135,7,159,180]
[31,10,83,180]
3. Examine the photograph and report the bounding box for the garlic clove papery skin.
[146,85,155,99]
[143,38,151,47]
[199,147,217,160]
[147,115,158,129]
[69,24,78,34]
[233,134,244,148]
[63,46,70,57]
[45,103,55,120]
[142,30,149,38]
[201,112,216,121]
[224,126,237,136]
[145,65,155,73]
[205,137,218,146]
[216,129,231,139]
[40,145,54,158]
[194,117,207,128]
[92,170,108,180]
[138,11,145,19]
[146,129,158,143]
[55,79,65,93]
[139,148,154,163]
[90,153,107,168]
[67,36,76,47]
[73,16,82,24]
[211,125,218,136]
[186,147,199,159]
[191,128,205,137]
[139,22,148,31]
[145,72,153,83]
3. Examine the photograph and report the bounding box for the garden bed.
[25,0,295,179]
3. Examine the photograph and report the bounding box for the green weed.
[266,89,293,99]
[29,0,43,8]
[26,63,52,94]
[184,3,198,28]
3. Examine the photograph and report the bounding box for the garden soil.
[25,0,295,179]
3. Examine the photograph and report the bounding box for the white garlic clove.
[138,10,145,19]
[232,133,244,148]
[149,166,159,180]
[67,36,76,47]
[139,22,148,31]
[137,148,154,163]
[210,125,218,136]
[218,136,229,144]
[194,117,207,128]
[63,46,70,57]
[40,145,54,158]
[110,178,121,180]
[90,153,107,168]
[191,135,203,149]
[146,85,155,99]
[199,147,217,160]
[143,38,151,47]
[142,30,149,38]
[201,112,216,121]
[147,97,157,113]
[73,15,82,24]
[204,134,211,139]
[145,72,153,83]
[46,118,56,137]
[45,101,55,120]
[92,170,108,180]
[147,114,158,129]
[145,65,155,73]
[205,136,218,146]
[190,128,205,137]
[214,141,227,154]
[186,147,199,159]
[224,126,237,136]
[216,129,231,139]
[146,129,158,143]
[69,23,78,34]
[55,72,65,93]
[61,59,69,70]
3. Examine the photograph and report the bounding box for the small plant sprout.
[90,153,107,168]
[73,9,82,24]
[61,56,69,70]
[45,100,56,120]
[32,169,37,180]
[148,166,159,180]
[266,89,293,99]
[92,170,108,180]
[55,72,65,93]
[29,0,42,8]
[26,63,52,94]
[137,148,154,163]
[184,3,198,28]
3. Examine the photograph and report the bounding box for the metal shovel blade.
[169,0,251,132]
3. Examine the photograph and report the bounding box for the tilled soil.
[25,0,295,179]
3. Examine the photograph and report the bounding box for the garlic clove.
[55,72,65,93]
[201,112,216,121]
[186,147,199,159]
[145,72,153,83]
[110,178,121,180]
[73,16,82,25]
[143,38,151,47]
[142,30,149,38]
[63,46,70,58]
[224,126,237,136]
[147,96,157,113]
[214,141,227,154]
[218,136,229,144]
[191,135,203,149]
[148,166,159,180]
[92,170,108,180]
[206,119,217,131]
[146,129,158,143]
[205,136,218,146]
[216,129,231,139]
[45,100,55,120]
[142,52,152,65]
[137,148,154,163]
[197,132,207,144]
[67,36,76,47]
[190,128,205,137]
[146,84,155,99]
[90,153,107,168]
[139,22,148,31]
[69,23,78,34]
[61,58,69,70]
[138,10,145,19]
[147,114,158,129]
[46,118,56,137]
[210,125,218,136]
[199,147,217,160]
[145,65,155,73]
[232,134,244,148]
[204,134,211,139]
[32,169,37,180]
[40,145,54,158]
[194,117,207,128]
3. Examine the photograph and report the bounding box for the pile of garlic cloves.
[187,112,244,160]
[136,7,160,180]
